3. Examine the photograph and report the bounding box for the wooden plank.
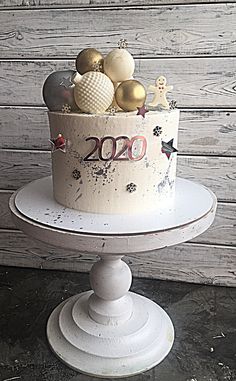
[0,149,235,201]
[0,0,230,9]
[0,229,235,286]
[192,202,236,246]
[1,107,236,156]
[0,191,13,229]
[0,4,235,58]
[0,58,235,108]
[2,190,235,246]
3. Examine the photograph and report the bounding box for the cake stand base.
[47,290,174,378]
[10,176,217,378]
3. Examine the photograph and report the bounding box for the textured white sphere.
[104,48,135,82]
[74,71,114,114]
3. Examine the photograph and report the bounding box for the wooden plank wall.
[0,1,236,286]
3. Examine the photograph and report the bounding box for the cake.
[43,40,179,215]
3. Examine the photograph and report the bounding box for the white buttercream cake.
[43,42,180,214]
[48,109,179,214]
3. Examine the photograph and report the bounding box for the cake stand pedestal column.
[9,176,217,378]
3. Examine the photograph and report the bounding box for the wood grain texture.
[0,0,230,9]
[0,230,235,286]
[1,58,235,107]
[1,107,236,155]
[1,190,235,246]
[0,149,235,201]
[0,4,235,58]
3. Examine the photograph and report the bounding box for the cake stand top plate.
[9,176,217,253]
[13,176,214,236]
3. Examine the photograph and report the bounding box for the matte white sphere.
[74,71,114,114]
[104,48,135,83]
[90,258,132,301]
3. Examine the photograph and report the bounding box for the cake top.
[42,39,177,116]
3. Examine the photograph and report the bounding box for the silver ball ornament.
[42,70,78,111]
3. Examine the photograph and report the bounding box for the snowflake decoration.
[126,182,137,193]
[169,100,177,110]
[72,169,81,180]
[62,104,71,113]
[153,126,162,137]
[93,61,103,72]
[118,38,128,49]
[108,106,118,116]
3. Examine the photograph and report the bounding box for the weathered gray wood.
[0,4,235,58]
[1,58,235,107]
[0,229,235,286]
[0,191,13,229]
[2,189,235,246]
[1,107,236,156]
[0,0,230,8]
[0,149,235,201]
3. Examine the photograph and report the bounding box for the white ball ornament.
[104,48,135,83]
[74,71,114,114]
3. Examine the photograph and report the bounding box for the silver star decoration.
[161,139,178,160]
[118,38,128,49]
[59,76,74,89]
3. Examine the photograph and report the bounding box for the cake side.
[48,109,179,214]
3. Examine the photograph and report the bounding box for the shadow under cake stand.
[9,176,217,378]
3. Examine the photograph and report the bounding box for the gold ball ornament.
[75,48,104,75]
[74,71,114,114]
[104,48,135,82]
[115,80,146,111]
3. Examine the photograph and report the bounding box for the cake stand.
[9,176,217,378]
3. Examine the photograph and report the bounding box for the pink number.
[128,135,147,161]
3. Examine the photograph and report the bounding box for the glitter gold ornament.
[104,48,135,82]
[75,48,104,75]
[74,71,114,114]
[115,80,146,112]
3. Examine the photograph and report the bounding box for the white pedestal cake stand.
[9,176,217,378]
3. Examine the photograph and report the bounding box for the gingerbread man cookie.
[148,76,173,110]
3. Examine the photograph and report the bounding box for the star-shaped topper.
[137,105,149,118]
[161,139,178,159]
[59,76,74,89]
[49,133,67,153]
